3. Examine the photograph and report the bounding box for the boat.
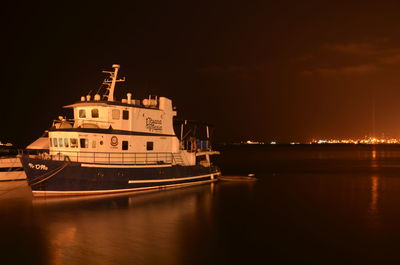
[0,132,50,182]
[0,142,26,181]
[20,64,221,196]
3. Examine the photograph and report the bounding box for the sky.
[3,1,400,146]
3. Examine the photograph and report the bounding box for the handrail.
[53,119,113,129]
[53,118,111,124]
[22,150,182,166]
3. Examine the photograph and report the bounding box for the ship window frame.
[146,141,153,151]
[64,138,69,148]
[112,109,120,120]
[70,138,78,148]
[58,138,64,147]
[53,138,58,147]
[49,138,53,147]
[79,109,86,118]
[91,108,99,118]
[80,138,88,148]
[122,110,129,120]
[122,140,128,150]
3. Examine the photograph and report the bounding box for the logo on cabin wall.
[110,136,118,146]
[145,117,162,132]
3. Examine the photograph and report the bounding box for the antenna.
[102,64,125,101]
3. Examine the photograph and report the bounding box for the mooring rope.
[29,162,70,186]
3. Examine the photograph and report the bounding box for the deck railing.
[24,150,182,165]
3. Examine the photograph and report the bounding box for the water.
[2,145,400,264]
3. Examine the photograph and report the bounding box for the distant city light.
[242,140,265,145]
[0,141,13,147]
[310,137,400,145]
[237,137,400,145]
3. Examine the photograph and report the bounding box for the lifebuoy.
[111,136,118,146]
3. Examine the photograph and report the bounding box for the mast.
[102,64,125,101]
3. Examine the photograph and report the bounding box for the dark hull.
[20,155,220,196]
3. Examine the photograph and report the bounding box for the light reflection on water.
[31,184,216,265]
[0,181,220,265]
[4,145,400,264]
[369,175,379,215]
[369,146,380,220]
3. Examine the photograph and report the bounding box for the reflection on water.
[369,145,380,216]
[372,149,377,160]
[31,184,216,265]
[369,175,379,214]
[4,145,400,264]
[370,145,379,170]
[372,149,376,160]
[51,226,77,265]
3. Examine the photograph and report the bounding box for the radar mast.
[102,64,125,101]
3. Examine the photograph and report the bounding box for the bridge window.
[112,109,120,120]
[122,141,128,150]
[53,138,58,147]
[70,138,78,148]
[146,141,153,151]
[79,109,86,118]
[123,110,129,120]
[64,138,69,147]
[91,109,99,118]
[58,138,63,147]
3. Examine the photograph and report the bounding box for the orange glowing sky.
[3,1,400,145]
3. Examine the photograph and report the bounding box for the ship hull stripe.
[31,179,217,196]
[128,174,213,183]
[81,164,172,168]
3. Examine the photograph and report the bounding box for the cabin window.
[58,138,64,147]
[112,109,120,120]
[80,138,88,148]
[91,109,99,118]
[70,138,78,148]
[146,141,153,151]
[122,141,128,150]
[123,110,129,120]
[79,109,86,118]
[53,138,58,147]
[49,138,53,147]
[64,138,69,147]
